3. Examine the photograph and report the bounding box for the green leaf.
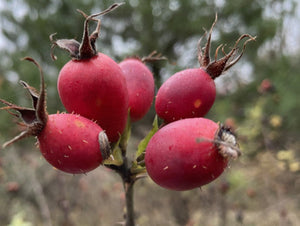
[130,161,147,175]
[102,137,123,166]
[135,115,158,160]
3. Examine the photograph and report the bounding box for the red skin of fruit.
[145,118,227,191]
[58,53,128,142]
[119,58,155,122]
[155,68,216,123]
[38,113,103,174]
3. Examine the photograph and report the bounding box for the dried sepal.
[0,100,36,125]
[141,51,167,63]
[2,131,29,148]
[0,57,48,148]
[19,81,39,109]
[50,34,80,60]
[215,125,241,160]
[197,14,256,79]
[50,3,124,61]
[22,57,47,125]
[98,131,112,160]
[198,13,218,67]
[196,124,241,160]
[222,35,256,71]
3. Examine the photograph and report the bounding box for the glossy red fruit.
[119,58,155,122]
[38,113,104,174]
[155,16,255,123]
[57,53,128,142]
[50,4,128,142]
[155,68,216,123]
[145,118,240,191]
[0,57,111,174]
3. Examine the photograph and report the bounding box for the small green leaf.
[102,138,123,166]
[130,161,147,175]
[135,115,158,160]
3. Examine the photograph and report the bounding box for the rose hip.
[119,58,155,122]
[155,15,255,123]
[50,3,128,142]
[145,117,240,191]
[0,58,111,174]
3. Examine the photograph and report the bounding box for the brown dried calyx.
[50,3,124,61]
[141,51,168,63]
[196,124,241,160]
[198,14,256,79]
[124,51,167,64]
[0,57,48,148]
[215,125,241,160]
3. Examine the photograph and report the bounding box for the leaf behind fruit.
[135,115,158,160]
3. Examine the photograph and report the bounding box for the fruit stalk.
[124,181,135,226]
[118,158,136,226]
[105,150,137,226]
[123,165,136,226]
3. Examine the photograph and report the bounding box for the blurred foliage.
[0,0,299,225]
[8,212,33,226]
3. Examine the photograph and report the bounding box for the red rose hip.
[57,53,128,142]
[155,15,255,123]
[38,113,104,174]
[145,118,240,191]
[0,57,111,174]
[155,68,216,122]
[51,4,128,142]
[119,58,155,122]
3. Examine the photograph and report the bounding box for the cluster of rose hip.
[0,4,255,191]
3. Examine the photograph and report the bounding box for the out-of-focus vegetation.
[0,0,299,225]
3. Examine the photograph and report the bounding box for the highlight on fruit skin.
[155,14,256,123]
[145,117,241,191]
[0,57,111,174]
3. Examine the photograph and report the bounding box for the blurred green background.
[0,0,299,225]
